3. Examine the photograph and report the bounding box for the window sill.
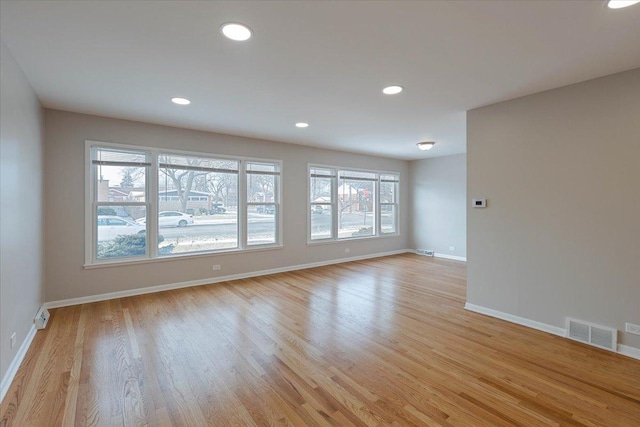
[84,244,284,269]
[306,232,400,246]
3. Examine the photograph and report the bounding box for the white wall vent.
[566,318,617,352]
[34,306,50,330]
[416,249,434,256]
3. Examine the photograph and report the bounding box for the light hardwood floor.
[1,254,639,426]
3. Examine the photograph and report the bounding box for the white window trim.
[244,160,283,248]
[307,163,400,244]
[85,140,283,267]
[307,166,337,242]
[379,174,399,235]
[86,142,152,265]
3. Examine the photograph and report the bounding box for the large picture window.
[158,154,240,254]
[86,141,281,265]
[308,165,399,242]
[338,170,377,238]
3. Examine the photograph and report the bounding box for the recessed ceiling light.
[383,85,403,95]
[295,122,309,128]
[605,0,640,8]
[171,97,190,105]
[221,23,252,41]
[417,141,436,151]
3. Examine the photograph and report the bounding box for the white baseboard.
[1,325,37,403]
[45,249,412,309]
[410,249,467,262]
[464,303,566,336]
[464,303,640,361]
[618,344,640,361]
[434,253,467,262]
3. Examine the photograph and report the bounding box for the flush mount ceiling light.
[382,85,404,95]
[605,0,640,8]
[417,141,436,151]
[171,97,190,105]
[295,122,309,128]
[221,23,252,41]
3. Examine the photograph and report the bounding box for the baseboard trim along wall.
[45,249,412,309]
[0,325,37,403]
[618,344,640,360]
[411,250,467,262]
[464,303,566,336]
[434,253,467,262]
[464,303,640,361]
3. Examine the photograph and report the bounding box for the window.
[246,162,280,246]
[86,141,281,265]
[90,147,150,261]
[310,167,336,240]
[379,174,399,234]
[159,153,239,254]
[338,170,376,238]
[308,165,399,242]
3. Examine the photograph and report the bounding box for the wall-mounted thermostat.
[472,198,487,208]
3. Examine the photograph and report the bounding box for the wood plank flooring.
[1,254,639,426]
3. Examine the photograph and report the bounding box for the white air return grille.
[416,249,434,256]
[566,318,617,352]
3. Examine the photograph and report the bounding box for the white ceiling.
[1,1,639,160]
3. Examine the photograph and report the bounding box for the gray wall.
[0,41,45,381]
[467,68,640,348]
[409,154,467,259]
[44,110,409,302]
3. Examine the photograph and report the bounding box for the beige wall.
[0,40,45,381]
[467,68,640,349]
[409,154,467,258]
[44,110,409,302]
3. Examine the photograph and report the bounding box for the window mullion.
[239,161,247,249]
[149,152,158,257]
[377,178,381,236]
[86,144,95,264]
[332,172,338,239]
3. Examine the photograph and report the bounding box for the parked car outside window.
[136,211,194,227]
[97,215,146,241]
[210,203,227,214]
[256,205,275,214]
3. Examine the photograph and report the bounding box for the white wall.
[467,68,640,349]
[0,41,45,384]
[409,154,466,259]
[44,110,410,302]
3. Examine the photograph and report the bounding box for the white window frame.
[307,164,400,243]
[85,140,282,267]
[86,143,152,265]
[308,166,338,242]
[245,161,282,247]
[379,173,399,235]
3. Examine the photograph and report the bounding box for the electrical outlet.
[10,332,16,349]
[344,248,350,253]
[626,323,640,335]
[212,264,221,271]
[449,246,456,251]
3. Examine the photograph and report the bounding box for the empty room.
[1,1,639,426]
